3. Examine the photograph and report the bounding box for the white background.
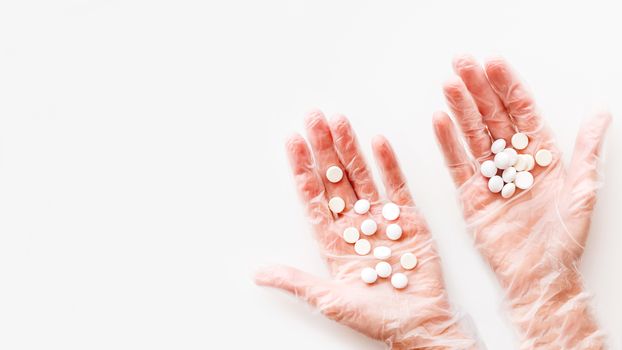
[0,1,621,349]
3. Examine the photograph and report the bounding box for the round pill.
[514,155,528,171]
[386,223,403,240]
[480,160,497,178]
[360,219,378,236]
[373,246,392,260]
[382,202,400,221]
[523,154,535,171]
[391,273,408,289]
[328,197,345,214]
[491,139,506,154]
[360,267,378,284]
[375,261,392,278]
[325,166,343,183]
[354,239,371,255]
[515,171,534,190]
[502,167,517,183]
[494,152,510,170]
[488,175,504,193]
[400,253,418,270]
[501,183,516,199]
[353,199,371,214]
[503,148,518,166]
[511,132,529,150]
[535,149,553,167]
[343,227,360,244]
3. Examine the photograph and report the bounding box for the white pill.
[502,167,517,183]
[360,267,378,284]
[373,246,392,260]
[480,160,497,178]
[343,227,360,244]
[515,171,534,190]
[375,261,392,278]
[488,175,504,193]
[391,273,408,289]
[535,149,553,167]
[353,199,371,214]
[503,148,518,166]
[382,202,400,221]
[511,132,529,150]
[501,183,516,198]
[491,139,506,154]
[494,152,510,170]
[386,223,403,240]
[354,239,371,255]
[325,165,343,183]
[328,197,345,214]
[514,154,528,171]
[400,253,418,270]
[523,154,535,171]
[360,219,378,236]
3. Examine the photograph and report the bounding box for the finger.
[371,136,414,206]
[452,54,516,140]
[329,114,380,202]
[305,110,358,210]
[285,133,333,226]
[432,111,476,186]
[443,77,492,160]
[484,57,553,142]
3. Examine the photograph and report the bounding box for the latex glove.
[433,55,610,349]
[256,111,478,349]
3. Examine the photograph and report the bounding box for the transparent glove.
[256,111,478,349]
[433,55,610,349]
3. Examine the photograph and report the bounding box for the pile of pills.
[480,133,552,198]
[324,166,418,290]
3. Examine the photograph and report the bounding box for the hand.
[256,111,477,349]
[433,55,610,349]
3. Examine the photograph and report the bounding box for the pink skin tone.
[255,111,478,349]
[434,55,611,349]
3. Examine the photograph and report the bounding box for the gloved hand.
[433,55,610,349]
[256,111,478,349]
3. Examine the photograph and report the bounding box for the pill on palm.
[325,166,344,183]
[354,239,371,255]
[391,273,408,289]
[382,202,400,220]
[488,175,504,193]
[386,223,403,240]
[503,148,518,166]
[514,155,528,171]
[511,133,529,150]
[343,227,360,243]
[400,253,418,270]
[480,160,497,178]
[524,154,535,171]
[373,246,392,260]
[361,267,378,284]
[515,171,534,190]
[502,167,517,183]
[360,219,377,235]
[328,197,345,214]
[501,183,516,198]
[491,139,506,154]
[354,199,371,214]
[494,152,510,170]
[375,261,392,278]
[535,149,553,166]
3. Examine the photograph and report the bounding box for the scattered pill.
[326,166,344,183]
[514,155,528,171]
[373,246,392,260]
[535,149,553,167]
[343,227,360,244]
[375,261,392,278]
[502,167,517,183]
[503,148,518,166]
[391,273,408,289]
[511,133,529,150]
[386,223,403,240]
[361,267,378,284]
[501,183,516,198]
[400,253,418,270]
[480,160,497,178]
[382,202,400,221]
[353,199,371,214]
[328,197,345,214]
[494,152,510,170]
[354,239,371,255]
[524,154,535,171]
[515,171,534,190]
[488,175,504,193]
[491,139,506,154]
[360,219,378,236]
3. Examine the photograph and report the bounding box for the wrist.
[390,316,480,350]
